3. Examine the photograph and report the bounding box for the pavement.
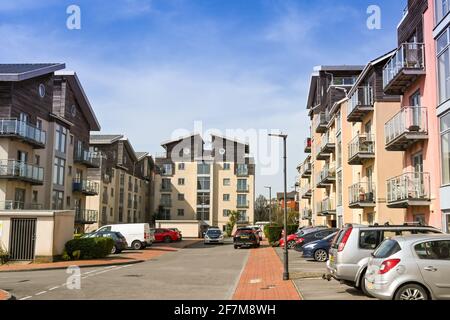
[0,240,249,300]
[233,242,301,300]
[0,289,12,300]
[275,247,375,300]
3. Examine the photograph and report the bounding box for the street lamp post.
[268,133,289,281]
[264,186,272,223]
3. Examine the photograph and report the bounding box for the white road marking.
[35,291,47,296]
[48,286,59,291]
[20,296,32,300]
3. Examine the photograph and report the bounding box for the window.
[197,177,210,190]
[197,193,210,206]
[359,230,381,250]
[52,190,64,210]
[68,165,72,176]
[237,179,248,191]
[415,240,450,260]
[178,194,185,201]
[436,0,450,24]
[162,163,173,175]
[55,124,67,153]
[38,83,46,98]
[111,188,114,197]
[223,194,230,201]
[223,163,230,170]
[437,28,450,104]
[35,155,40,166]
[336,134,342,168]
[223,209,231,217]
[53,157,65,186]
[337,171,343,207]
[32,190,38,203]
[237,194,247,206]
[66,196,71,207]
[178,178,185,186]
[178,163,185,170]
[70,135,74,145]
[177,209,185,216]
[441,112,450,185]
[373,240,402,259]
[161,178,171,191]
[223,178,231,186]
[197,163,210,175]
[110,208,113,217]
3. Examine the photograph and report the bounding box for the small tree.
[225,210,240,237]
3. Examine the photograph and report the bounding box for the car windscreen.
[207,230,222,236]
[372,239,401,259]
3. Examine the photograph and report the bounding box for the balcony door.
[412,153,425,198]
[410,91,422,130]
[14,188,26,209]
[17,150,28,177]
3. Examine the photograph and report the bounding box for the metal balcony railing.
[348,134,375,165]
[0,201,43,210]
[387,172,431,207]
[160,199,172,207]
[0,160,44,185]
[237,200,250,209]
[347,86,374,122]
[314,112,328,133]
[0,119,46,147]
[74,150,101,168]
[72,179,99,195]
[385,106,428,151]
[74,209,98,224]
[349,182,376,208]
[300,183,312,198]
[316,165,336,187]
[302,208,312,220]
[304,138,312,153]
[237,185,250,193]
[316,198,336,215]
[300,161,312,178]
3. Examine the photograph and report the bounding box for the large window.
[437,28,450,104]
[436,0,450,24]
[52,190,64,210]
[197,163,211,175]
[55,124,67,153]
[197,177,210,190]
[441,112,450,185]
[53,157,65,186]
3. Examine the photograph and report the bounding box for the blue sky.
[0,0,406,197]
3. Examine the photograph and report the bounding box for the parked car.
[247,225,263,241]
[279,226,329,249]
[96,223,153,250]
[325,223,442,296]
[152,228,180,243]
[168,228,183,241]
[298,232,338,262]
[204,228,225,245]
[234,227,260,249]
[82,231,128,254]
[294,228,338,251]
[365,234,450,300]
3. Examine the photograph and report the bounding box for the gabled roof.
[136,152,149,160]
[211,134,249,146]
[55,71,101,131]
[90,134,124,144]
[160,133,204,147]
[0,63,65,81]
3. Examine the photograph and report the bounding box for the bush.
[265,225,283,243]
[0,246,9,265]
[73,234,84,239]
[286,224,299,236]
[64,237,114,260]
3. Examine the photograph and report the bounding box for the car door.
[414,240,450,299]
[154,229,163,241]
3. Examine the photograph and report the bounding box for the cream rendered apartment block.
[86,135,154,232]
[346,52,405,226]
[297,156,313,227]
[154,134,255,237]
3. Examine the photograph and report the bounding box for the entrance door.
[9,218,37,261]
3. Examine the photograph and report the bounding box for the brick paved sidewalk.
[232,243,301,300]
[0,239,201,273]
[0,289,12,300]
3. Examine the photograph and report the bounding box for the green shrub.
[265,225,283,243]
[287,224,299,236]
[73,234,84,239]
[0,246,9,265]
[64,237,114,260]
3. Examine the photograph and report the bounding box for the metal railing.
[348,134,375,160]
[300,161,312,176]
[74,150,101,167]
[237,200,250,208]
[383,43,425,89]
[348,86,374,117]
[0,118,46,146]
[385,106,428,145]
[302,208,312,220]
[313,112,328,131]
[300,183,311,197]
[196,212,210,221]
[72,179,99,194]
[316,164,336,184]
[0,201,43,210]
[316,198,336,215]
[387,172,430,204]
[237,185,249,193]
[349,182,376,205]
[0,160,44,183]
[74,209,98,224]
[160,198,172,207]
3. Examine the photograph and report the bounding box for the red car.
[152,228,180,243]
[279,234,300,249]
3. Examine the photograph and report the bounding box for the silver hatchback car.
[365,234,450,300]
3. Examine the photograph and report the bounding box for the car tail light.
[338,227,353,252]
[378,259,400,274]
[144,232,148,239]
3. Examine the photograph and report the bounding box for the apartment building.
[153,133,255,237]
[432,0,450,232]
[379,0,441,229]
[276,191,298,211]
[0,64,101,233]
[304,65,364,228]
[86,135,154,232]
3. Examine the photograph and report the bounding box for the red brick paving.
[233,242,301,300]
[0,289,10,300]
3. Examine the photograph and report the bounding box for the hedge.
[264,224,300,243]
[64,237,114,260]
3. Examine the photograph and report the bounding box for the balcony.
[72,179,99,196]
[160,199,172,208]
[387,172,431,208]
[0,160,44,185]
[75,209,98,224]
[347,86,374,123]
[300,183,312,199]
[196,212,210,221]
[320,135,335,154]
[0,119,46,148]
[383,43,425,95]
[102,193,109,205]
[314,112,328,134]
[349,182,376,208]
[160,184,172,193]
[236,165,249,177]
[301,208,312,220]
[237,185,250,193]
[74,150,101,168]
[300,162,312,178]
[348,134,375,165]
[304,138,312,153]
[316,165,336,188]
[0,201,43,210]
[385,106,428,151]
[316,198,336,216]
[237,200,250,209]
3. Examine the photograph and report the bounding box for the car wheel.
[287,240,296,249]
[394,284,429,301]
[164,236,172,243]
[111,245,118,254]
[359,270,372,297]
[314,249,328,262]
[234,245,238,249]
[131,241,143,250]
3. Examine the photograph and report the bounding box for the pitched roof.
[160,133,204,147]
[90,134,124,144]
[277,191,297,200]
[0,63,65,81]
[136,152,149,160]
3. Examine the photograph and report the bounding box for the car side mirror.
[371,252,375,258]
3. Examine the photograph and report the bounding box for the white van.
[96,223,154,250]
